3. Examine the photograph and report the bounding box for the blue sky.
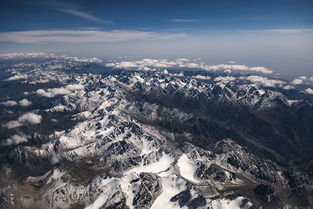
[0,0,313,76]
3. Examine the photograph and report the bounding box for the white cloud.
[0,53,102,63]
[108,61,138,69]
[36,83,85,98]
[291,79,303,85]
[18,112,42,124]
[3,112,42,129]
[37,87,71,97]
[291,76,313,85]
[1,100,17,106]
[1,99,32,107]
[0,30,186,43]
[106,58,273,74]
[214,76,236,82]
[283,85,294,90]
[1,134,30,146]
[192,75,211,80]
[65,84,85,91]
[0,52,47,58]
[4,121,22,129]
[29,79,50,85]
[19,99,32,107]
[6,74,28,81]
[204,64,273,74]
[304,88,313,94]
[241,76,285,87]
[173,72,184,77]
[299,76,307,80]
[249,67,273,74]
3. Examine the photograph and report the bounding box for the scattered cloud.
[192,75,211,80]
[1,134,30,146]
[292,79,303,85]
[168,19,196,23]
[0,30,186,43]
[4,121,21,129]
[106,58,273,74]
[19,99,32,107]
[6,73,28,81]
[18,112,42,124]
[304,88,313,94]
[29,79,50,85]
[1,99,32,107]
[283,85,294,90]
[3,112,42,129]
[36,84,84,98]
[65,84,85,91]
[37,87,71,97]
[214,76,236,82]
[1,100,17,106]
[241,76,285,87]
[205,65,273,74]
[291,76,313,85]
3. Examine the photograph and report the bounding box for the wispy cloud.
[168,18,196,23]
[0,29,186,43]
[31,0,113,24]
[265,29,313,34]
[241,28,313,34]
[57,9,114,24]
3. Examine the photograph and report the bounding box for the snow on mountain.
[0,55,313,209]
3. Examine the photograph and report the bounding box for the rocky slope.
[0,54,313,209]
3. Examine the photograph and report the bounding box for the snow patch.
[125,153,174,175]
[150,175,187,209]
[177,154,199,183]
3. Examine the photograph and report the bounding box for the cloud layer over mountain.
[106,58,273,74]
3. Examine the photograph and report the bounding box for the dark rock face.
[111,156,142,172]
[170,190,207,209]
[254,184,274,198]
[195,163,232,182]
[132,173,162,209]
[186,195,206,209]
[170,190,192,207]
[106,141,137,156]
[253,184,282,207]
[103,190,129,209]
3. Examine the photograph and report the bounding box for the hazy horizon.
[1,0,312,77]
